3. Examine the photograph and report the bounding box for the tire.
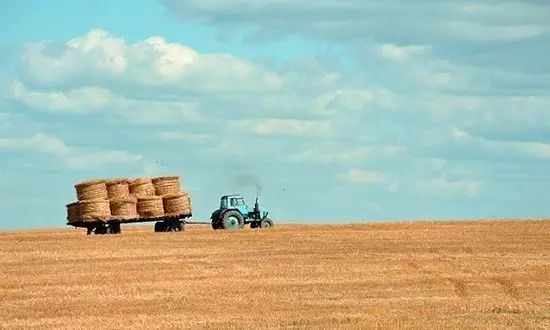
[178,222,185,232]
[222,210,244,230]
[154,221,165,232]
[260,218,274,229]
[250,222,258,229]
[211,218,222,230]
[110,223,121,234]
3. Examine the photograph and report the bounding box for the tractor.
[211,194,273,230]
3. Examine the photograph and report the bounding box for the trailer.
[68,212,192,235]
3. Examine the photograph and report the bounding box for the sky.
[1,0,549,229]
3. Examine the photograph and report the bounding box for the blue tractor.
[211,194,274,230]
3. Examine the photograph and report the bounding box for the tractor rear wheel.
[260,218,274,229]
[222,210,244,230]
[211,218,222,230]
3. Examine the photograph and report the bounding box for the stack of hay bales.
[152,176,192,217]
[66,175,191,223]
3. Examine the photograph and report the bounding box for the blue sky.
[1,1,550,229]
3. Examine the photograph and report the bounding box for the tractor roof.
[222,194,242,198]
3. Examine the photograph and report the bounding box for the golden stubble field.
[0,221,549,329]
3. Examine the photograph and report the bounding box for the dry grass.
[0,220,549,329]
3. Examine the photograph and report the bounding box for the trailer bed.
[68,212,193,234]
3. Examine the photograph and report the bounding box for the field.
[1,220,549,329]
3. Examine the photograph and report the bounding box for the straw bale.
[75,179,108,201]
[66,202,80,223]
[79,199,111,222]
[129,178,155,198]
[152,176,181,196]
[106,178,130,199]
[110,198,138,220]
[162,192,191,216]
[137,196,164,217]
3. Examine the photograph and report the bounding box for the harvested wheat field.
[0,220,549,329]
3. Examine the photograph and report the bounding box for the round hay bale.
[162,192,190,216]
[66,202,80,223]
[75,179,108,201]
[152,176,181,196]
[79,199,111,222]
[137,196,164,217]
[129,178,155,198]
[110,198,137,220]
[106,178,130,199]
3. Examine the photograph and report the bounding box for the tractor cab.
[220,194,249,216]
[211,194,273,230]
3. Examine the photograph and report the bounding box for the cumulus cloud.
[19,29,282,93]
[161,0,550,43]
[0,133,141,169]
[288,144,405,164]
[376,44,427,63]
[452,127,550,160]
[427,174,480,198]
[340,169,387,184]
[230,119,331,136]
[154,131,212,144]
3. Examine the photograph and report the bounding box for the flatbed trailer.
[68,213,192,235]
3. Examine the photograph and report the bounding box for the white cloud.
[20,29,281,93]
[288,144,405,164]
[452,127,550,159]
[0,133,141,169]
[230,119,331,136]
[376,44,427,63]
[155,131,211,144]
[288,146,371,164]
[340,169,387,184]
[161,1,550,43]
[428,174,480,198]
[7,80,203,123]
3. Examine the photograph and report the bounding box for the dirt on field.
[0,221,549,329]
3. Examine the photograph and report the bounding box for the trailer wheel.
[260,218,274,229]
[154,221,165,232]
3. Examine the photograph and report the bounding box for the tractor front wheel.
[222,211,244,230]
[260,218,274,229]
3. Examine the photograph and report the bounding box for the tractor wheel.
[211,218,222,230]
[260,218,274,229]
[222,210,244,230]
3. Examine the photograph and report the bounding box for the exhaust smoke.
[232,174,263,197]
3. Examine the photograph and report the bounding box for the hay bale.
[152,176,181,196]
[110,198,137,220]
[66,202,80,223]
[162,192,191,216]
[79,199,111,222]
[129,178,155,198]
[137,196,164,217]
[106,178,130,199]
[75,179,108,201]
